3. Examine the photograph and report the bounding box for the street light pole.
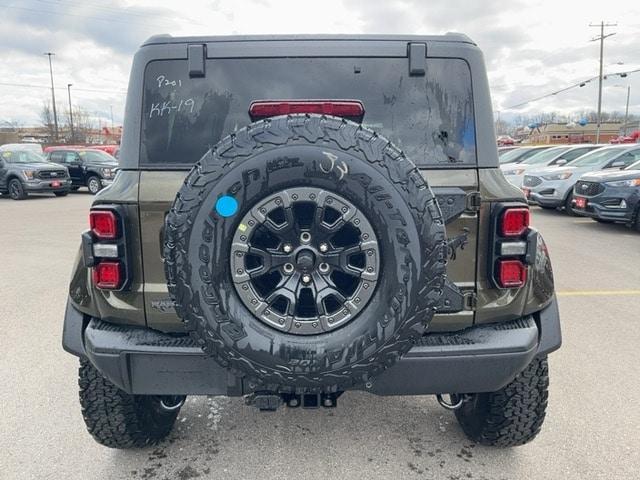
[44,52,59,141]
[67,84,75,142]
[623,86,630,136]
[589,21,617,143]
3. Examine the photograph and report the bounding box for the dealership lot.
[1,194,639,480]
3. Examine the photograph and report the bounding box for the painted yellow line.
[557,290,640,297]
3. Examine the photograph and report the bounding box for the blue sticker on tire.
[215,195,239,218]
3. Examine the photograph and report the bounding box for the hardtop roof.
[142,33,475,47]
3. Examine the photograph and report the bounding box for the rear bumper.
[63,296,561,396]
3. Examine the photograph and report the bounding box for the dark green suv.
[62,34,561,449]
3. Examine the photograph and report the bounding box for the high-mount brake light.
[92,261,122,289]
[249,100,365,121]
[90,210,118,239]
[500,207,530,237]
[497,259,527,288]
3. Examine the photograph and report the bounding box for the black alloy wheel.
[230,187,379,335]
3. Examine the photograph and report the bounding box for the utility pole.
[623,86,630,136]
[589,21,617,143]
[67,84,75,142]
[44,52,59,141]
[110,105,114,130]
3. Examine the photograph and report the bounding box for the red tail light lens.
[249,100,365,120]
[500,207,530,237]
[497,259,527,288]
[90,210,118,239]
[92,261,122,289]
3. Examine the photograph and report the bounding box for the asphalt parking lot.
[1,193,639,480]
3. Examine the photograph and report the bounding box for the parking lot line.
[557,290,640,297]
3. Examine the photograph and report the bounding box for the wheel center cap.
[296,249,316,271]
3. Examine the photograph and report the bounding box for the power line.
[502,68,639,110]
[0,2,171,29]
[0,81,126,95]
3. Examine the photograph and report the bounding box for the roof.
[142,33,475,47]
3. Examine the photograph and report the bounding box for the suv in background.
[501,144,602,188]
[46,149,117,194]
[523,144,640,214]
[0,149,70,200]
[62,34,561,450]
[573,158,640,229]
[498,145,552,165]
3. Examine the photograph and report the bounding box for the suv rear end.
[62,34,561,449]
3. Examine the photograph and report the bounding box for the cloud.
[1,0,639,126]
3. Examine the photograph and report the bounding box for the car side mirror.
[610,160,625,169]
[555,159,568,166]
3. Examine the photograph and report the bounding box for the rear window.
[141,57,476,167]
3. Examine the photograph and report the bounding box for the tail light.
[497,259,527,288]
[500,207,530,237]
[249,100,365,121]
[84,206,129,290]
[92,261,122,289]
[90,210,118,239]
[491,204,532,289]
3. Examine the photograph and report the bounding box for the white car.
[0,143,44,155]
[501,144,602,188]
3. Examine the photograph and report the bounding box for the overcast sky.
[1,0,639,127]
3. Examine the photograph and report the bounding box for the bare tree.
[40,101,55,140]
[62,106,95,143]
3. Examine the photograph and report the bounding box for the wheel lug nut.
[283,263,294,274]
[301,274,312,284]
[300,232,311,244]
[283,243,293,253]
[319,243,329,253]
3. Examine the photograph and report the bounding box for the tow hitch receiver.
[246,392,341,411]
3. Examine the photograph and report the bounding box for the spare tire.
[164,114,446,392]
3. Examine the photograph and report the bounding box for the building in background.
[527,122,621,144]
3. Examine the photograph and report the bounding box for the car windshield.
[1,150,46,164]
[626,160,640,170]
[568,148,621,167]
[521,147,570,165]
[141,57,476,166]
[498,148,526,164]
[78,150,116,163]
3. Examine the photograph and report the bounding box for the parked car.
[523,144,640,214]
[498,146,519,156]
[498,145,552,165]
[501,145,602,188]
[572,157,640,229]
[45,148,118,194]
[0,149,71,200]
[88,144,120,156]
[0,143,44,155]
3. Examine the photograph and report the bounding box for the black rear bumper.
[63,297,561,396]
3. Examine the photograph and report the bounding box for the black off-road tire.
[564,193,577,216]
[455,356,549,447]
[633,207,640,232]
[164,114,446,393]
[78,359,180,448]
[8,178,27,200]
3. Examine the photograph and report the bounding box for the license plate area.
[574,196,587,209]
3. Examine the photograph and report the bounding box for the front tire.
[8,178,27,200]
[454,356,549,447]
[78,359,181,448]
[87,176,102,195]
[564,193,577,216]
